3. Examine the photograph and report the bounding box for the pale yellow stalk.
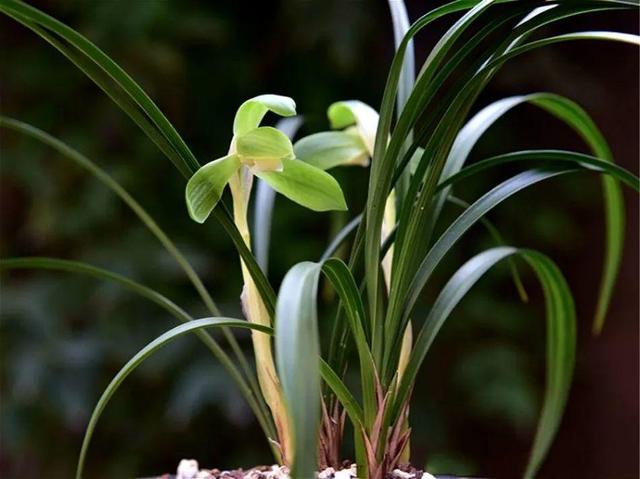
[228,156,292,465]
[381,190,412,463]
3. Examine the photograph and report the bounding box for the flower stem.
[228,166,293,465]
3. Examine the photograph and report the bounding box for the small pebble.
[318,467,335,479]
[266,464,290,479]
[334,467,355,479]
[392,469,415,479]
[177,459,200,479]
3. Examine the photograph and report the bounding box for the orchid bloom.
[186,94,347,224]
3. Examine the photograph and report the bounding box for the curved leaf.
[0,257,278,446]
[432,91,628,332]
[387,0,415,116]
[276,257,372,473]
[438,150,639,192]
[488,31,640,72]
[319,358,365,428]
[392,247,576,479]
[385,148,639,372]
[322,259,377,428]
[0,1,276,318]
[77,318,272,479]
[275,262,323,479]
[0,118,273,439]
[380,4,638,382]
[321,214,363,262]
[366,0,497,355]
[406,157,639,329]
[0,0,199,175]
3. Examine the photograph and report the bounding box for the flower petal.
[294,130,369,170]
[185,154,240,223]
[255,157,347,212]
[327,100,379,155]
[236,126,294,172]
[233,94,296,136]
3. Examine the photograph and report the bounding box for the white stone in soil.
[318,467,335,479]
[333,466,356,479]
[177,459,200,479]
[244,469,263,479]
[266,464,290,479]
[392,469,415,479]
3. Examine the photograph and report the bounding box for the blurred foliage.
[0,1,637,478]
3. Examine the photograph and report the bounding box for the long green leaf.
[526,94,623,333]
[0,0,199,173]
[322,259,377,430]
[0,257,277,444]
[76,317,272,479]
[0,117,274,437]
[387,0,415,117]
[275,262,323,479]
[0,257,192,323]
[276,257,376,472]
[387,0,415,202]
[437,150,640,192]
[320,214,362,262]
[487,31,640,72]
[384,5,638,378]
[385,4,546,365]
[385,150,638,379]
[319,358,364,428]
[0,0,276,317]
[365,0,497,363]
[391,247,576,479]
[447,195,529,302]
[406,158,639,331]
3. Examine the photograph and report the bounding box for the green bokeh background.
[0,1,637,478]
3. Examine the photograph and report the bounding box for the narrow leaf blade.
[275,262,323,479]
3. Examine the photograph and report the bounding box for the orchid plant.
[1,1,639,479]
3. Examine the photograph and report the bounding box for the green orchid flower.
[186,94,347,224]
[293,99,423,174]
[293,100,377,171]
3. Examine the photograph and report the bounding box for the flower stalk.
[228,157,293,464]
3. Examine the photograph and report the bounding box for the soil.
[144,460,474,479]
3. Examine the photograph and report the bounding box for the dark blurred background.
[0,1,637,478]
